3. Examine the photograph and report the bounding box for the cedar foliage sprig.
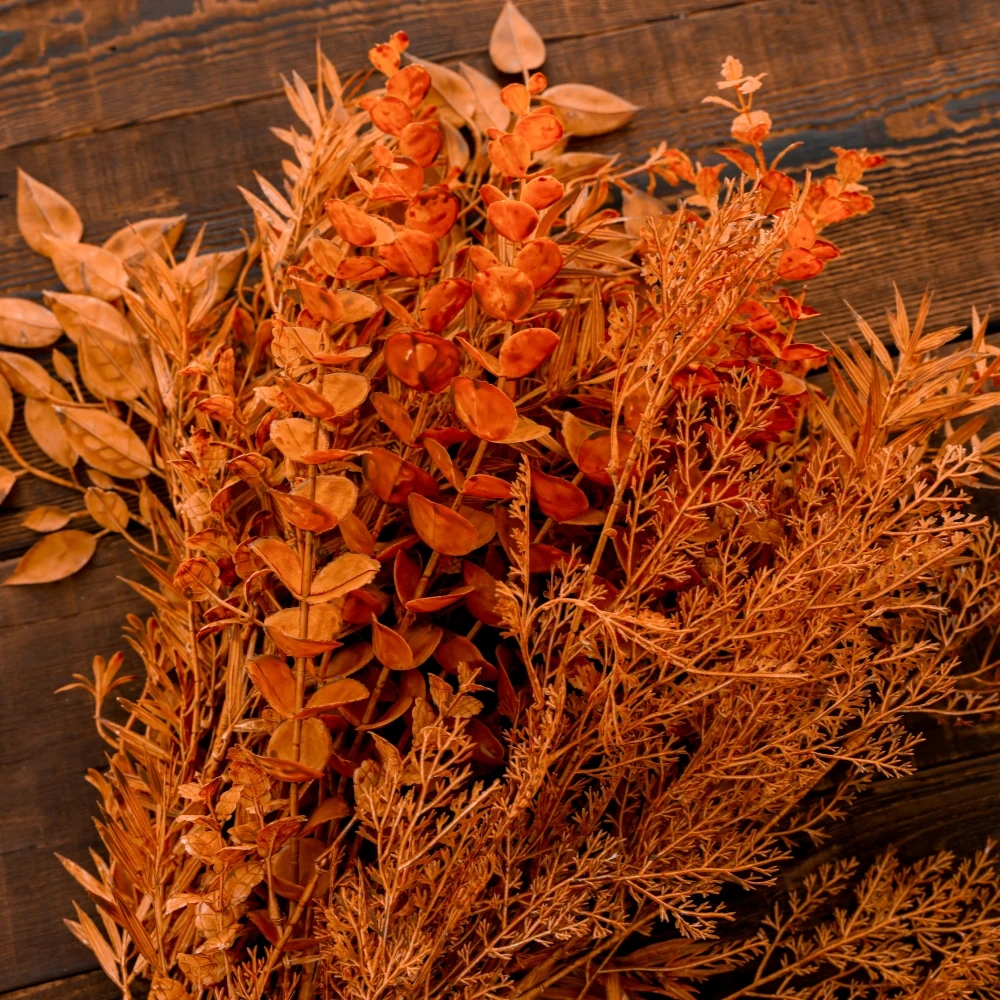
[2,5,1000,999]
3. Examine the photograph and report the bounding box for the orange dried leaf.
[463,474,513,499]
[399,121,443,167]
[777,247,824,281]
[472,266,535,321]
[264,605,342,657]
[309,553,380,604]
[490,1,546,74]
[514,109,564,152]
[378,230,439,277]
[363,447,440,506]
[385,64,431,109]
[0,298,62,349]
[408,493,481,556]
[531,468,589,521]
[487,200,539,242]
[17,168,83,257]
[371,95,414,136]
[420,277,472,333]
[541,83,638,136]
[488,133,531,178]
[3,529,97,585]
[371,619,414,670]
[513,238,562,289]
[384,331,461,393]
[406,187,460,240]
[452,376,518,441]
[521,175,564,211]
[297,677,369,720]
[246,655,298,719]
[499,326,560,377]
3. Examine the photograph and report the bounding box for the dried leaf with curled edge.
[308,553,380,604]
[25,399,78,469]
[271,417,329,462]
[325,199,396,247]
[271,489,338,533]
[47,238,129,301]
[531,468,589,521]
[252,537,304,594]
[292,275,345,323]
[22,505,72,532]
[17,168,83,257]
[84,487,130,532]
[424,437,465,491]
[256,817,305,858]
[102,216,186,264]
[295,475,358,523]
[452,377,518,441]
[373,392,414,443]
[57,405,153,478]
[3,530,96,585]
[246,655,298,719]
[336,289,380,323]
[490,1,546,75]
[363,447,440,506]
[371,619,414,670]
[499,327,560,376]
[384,331,461,393]
[318,372,370,415]
[264,604,342,658]
[0,298,62,348]
[297,677,369,720]
[541,83,639,137]
[408,493,481,556]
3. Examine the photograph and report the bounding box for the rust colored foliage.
[6,7,1000,1000]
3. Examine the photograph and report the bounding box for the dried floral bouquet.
[3,4,1000,998]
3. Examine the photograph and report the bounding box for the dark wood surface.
[0,1,998,997]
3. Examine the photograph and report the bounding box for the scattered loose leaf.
[490,1,546,75]
[3,530,97,585]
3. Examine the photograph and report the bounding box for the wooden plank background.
[0,0,997,996]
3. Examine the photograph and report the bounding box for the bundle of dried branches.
[4,6,1000,998]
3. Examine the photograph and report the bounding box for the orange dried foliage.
[4,7,1000,1000]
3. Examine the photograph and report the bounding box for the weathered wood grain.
[0,0,735,150]
[0,536,150,992]
[1,970,118,1000]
